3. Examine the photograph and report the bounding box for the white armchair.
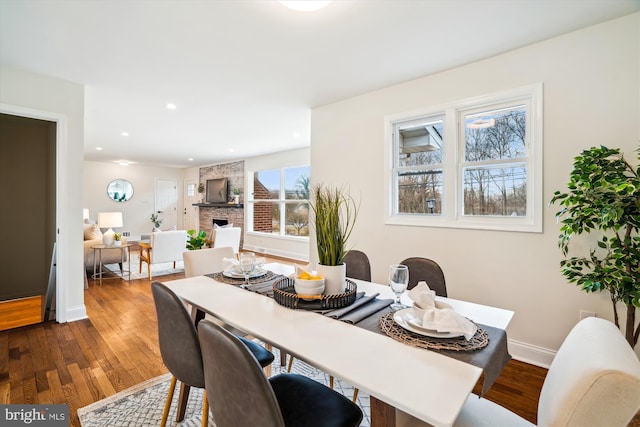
[397,316,640,427]
[212,227,241,254]
[139,230,188,279]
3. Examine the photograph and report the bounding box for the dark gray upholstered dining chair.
[197,319,363,427]
[400,257,447,296]
[151,281,275,427]
[344,249,372,282]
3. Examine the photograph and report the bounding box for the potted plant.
[198,182,205,203]
[550,145,640,348]
[113,232,122,246]
[150,213,163,231]
[310,184,358,294]
[230,187,241,204]
[186,229,208,250]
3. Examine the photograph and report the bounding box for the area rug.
[103,251,184,281]
[78,346,371,426]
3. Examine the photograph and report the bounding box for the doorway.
[0,113,56,328]
[155,178,178,229]
[184,179,199,231]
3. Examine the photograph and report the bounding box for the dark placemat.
[208,270,277,285]
[379,312,489,351]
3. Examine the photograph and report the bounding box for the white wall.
[83,161,186,237]
[311,13,639,364]
[1,65,86,322]
[243,147,310,261]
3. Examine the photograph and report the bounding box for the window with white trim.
[385,84,543,232]
[248,166,310,237]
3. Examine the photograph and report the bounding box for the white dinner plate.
[393,308,463,338]
[222,268,267,279]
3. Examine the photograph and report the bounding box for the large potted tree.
[550,145,640,348]
[310,184,358,294]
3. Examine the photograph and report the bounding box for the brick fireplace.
[198,160,245,248]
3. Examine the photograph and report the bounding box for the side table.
[92,244,132,285]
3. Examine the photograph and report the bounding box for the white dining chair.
[183,246,235,278]
[397,316,640,427]
[211,226,241,254]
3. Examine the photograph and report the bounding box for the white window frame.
[246,165,310,240]
[384,83,543,233]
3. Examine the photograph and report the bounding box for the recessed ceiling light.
[280,1,331,12]
[119,161,130,166]
[188,158,194,161]
[228,148,235,153]
[166,103,177,110]
[121,131,129,137]
[96,147,103,151]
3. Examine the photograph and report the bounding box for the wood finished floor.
[1,265,551,426]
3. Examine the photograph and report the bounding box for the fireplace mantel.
[193,203,243,208]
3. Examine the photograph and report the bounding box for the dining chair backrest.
[536,316,640,427]
[150,230,188,263]
[151,281,205,389]
[183,246,235,278]
[400,257,447,296]
[198,319,285,427]
[344,250,372,282]
[212,227,242,254]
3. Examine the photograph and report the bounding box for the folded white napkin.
[408,282,477,340]
[224,256,266,274]
[223,257,241,274]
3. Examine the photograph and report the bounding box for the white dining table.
[163,264,513,427]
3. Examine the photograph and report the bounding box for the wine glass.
[239,252,256,288]
[389,264,409,311]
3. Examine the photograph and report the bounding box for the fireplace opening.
[212,218,229,227]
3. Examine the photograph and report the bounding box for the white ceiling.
[2,0,638,168]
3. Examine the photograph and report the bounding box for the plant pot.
[316,263,346,295]
[113,241,122,247]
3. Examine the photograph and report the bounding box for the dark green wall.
[0,113,56,301]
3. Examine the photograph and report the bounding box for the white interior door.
[155,178,177,230]
[184,179,199,231]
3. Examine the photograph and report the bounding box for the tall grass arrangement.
[311,184,358,266]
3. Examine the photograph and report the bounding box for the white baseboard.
[508,338,556,368]
[244,245,308,263]
[65,304,88,323]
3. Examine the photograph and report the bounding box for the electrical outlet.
[579,310,596,320]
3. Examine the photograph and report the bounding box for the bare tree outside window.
[463,107,527,216]
[396,119,444,214]
[387,83,541,232]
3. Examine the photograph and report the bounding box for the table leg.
[370,395,396,427]
[98,249,103,286]
[93,250,97,283]
[127,246,131,282]
[191,307,206,324]
[175,383,190,422]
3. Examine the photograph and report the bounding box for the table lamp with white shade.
[98,212,123,246]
